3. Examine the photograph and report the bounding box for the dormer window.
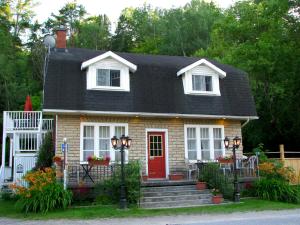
[81,51,137,92]
[192,75,212,92]
[177,59,226,96]
[97,69,121,87]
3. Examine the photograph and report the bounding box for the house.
[42,28,257,180]
[0,29,257,188]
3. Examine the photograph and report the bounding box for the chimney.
[55,26,67,49]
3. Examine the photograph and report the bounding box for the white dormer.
[177,59,226,96]
[81,51,137,92]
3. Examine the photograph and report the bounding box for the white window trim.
[80,122,128,163]
[145,128,169,179]
[184,124,225,163]
[86,58,131,92]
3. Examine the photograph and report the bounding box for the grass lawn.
[0,199,300,220]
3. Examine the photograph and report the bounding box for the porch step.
[140,184,213,209]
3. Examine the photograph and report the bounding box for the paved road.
[1,209,300,225]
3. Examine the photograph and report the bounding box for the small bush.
[200,163,234,200]
[254,178,300,204]
[259,161,296,183]
[11,168,72,213]
[35,132,54,169]
[94,161,141,205]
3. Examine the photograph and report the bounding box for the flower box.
[196,181,207,190]
[53,156,62,166]
[88,159,110,166]
[218,158,233,164]
[212,194,223,204]
[169,173,184,180]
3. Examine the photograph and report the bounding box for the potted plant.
[53,156,62,166]
[217,156,233,163]
[196,173,207,190]
[211,188,223,204]
[87,155,110,166]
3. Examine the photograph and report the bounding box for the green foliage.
[13,168,72,213]
[203,0,300,150]
[94,161,141,205]
[200,163,234,199]
[16,181,72,213]
[35,132,54,169]
[254,178,300,204]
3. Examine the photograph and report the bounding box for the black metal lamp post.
[111,135,132,209]
[224,136,241,202]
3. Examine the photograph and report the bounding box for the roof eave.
[81,50,137,72]
[177,58,226,78]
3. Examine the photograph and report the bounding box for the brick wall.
[55,115,243,174]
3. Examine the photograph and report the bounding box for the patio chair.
[185,158,198,180]
[246,155,258,176]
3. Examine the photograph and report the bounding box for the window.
[185,125,224,162]
[192,75,212,92]
[96,69,120,87]
[83,126,94,160]
[81,123,128,162]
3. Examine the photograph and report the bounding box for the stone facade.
[55,114,243,175]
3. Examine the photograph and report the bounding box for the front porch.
[0,111,53,187]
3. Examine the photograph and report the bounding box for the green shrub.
[254,178,300,204]
[200,162,234,200]
[94,161,141,205]
[12,168,72,213]
[35,132,54,169]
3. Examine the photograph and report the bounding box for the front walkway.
[1,209,300,225]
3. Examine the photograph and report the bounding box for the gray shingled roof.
[43,48,257,118]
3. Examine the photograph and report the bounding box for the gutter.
[43,109,259,121]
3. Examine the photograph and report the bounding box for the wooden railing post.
[280,144,285,161]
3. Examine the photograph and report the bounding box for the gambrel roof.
[43,48,257,119]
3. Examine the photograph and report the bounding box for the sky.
[33,0,236,31]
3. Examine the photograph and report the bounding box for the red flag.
[24,95,33,111]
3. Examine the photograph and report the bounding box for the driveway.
[1,209,300,225]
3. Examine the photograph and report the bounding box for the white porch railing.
[4,111,53,132]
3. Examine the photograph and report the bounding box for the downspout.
[241,117,250,128]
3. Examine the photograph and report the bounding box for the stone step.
[142,189,210,197]
[140,198,213,209]
[141,185,197,193]
[141,193,212,203]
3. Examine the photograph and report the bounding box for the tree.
[202,0,300,150]
[45,1,87,46]
[73,15,111,50]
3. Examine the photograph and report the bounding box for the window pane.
[205,76,212,91]
[99,126,110,138]
[201,140,209,150]
[188,140,196,150]
[115,126,125,138]
[188,151,197,160]
[192,75,212,91]
[83,151,94,161]
[187,128,196,138]
[99,139,110,150]
[83,139,94,150]
[200,128,209,139]
[214,140,222,149]
[97,69,110,86]
[213,128,221,138]
[202,151,210,160]
[84,126,94,138]
[110,70,120,87]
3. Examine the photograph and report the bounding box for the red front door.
[148,132,166,179]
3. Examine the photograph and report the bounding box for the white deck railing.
[4,111,53,132]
